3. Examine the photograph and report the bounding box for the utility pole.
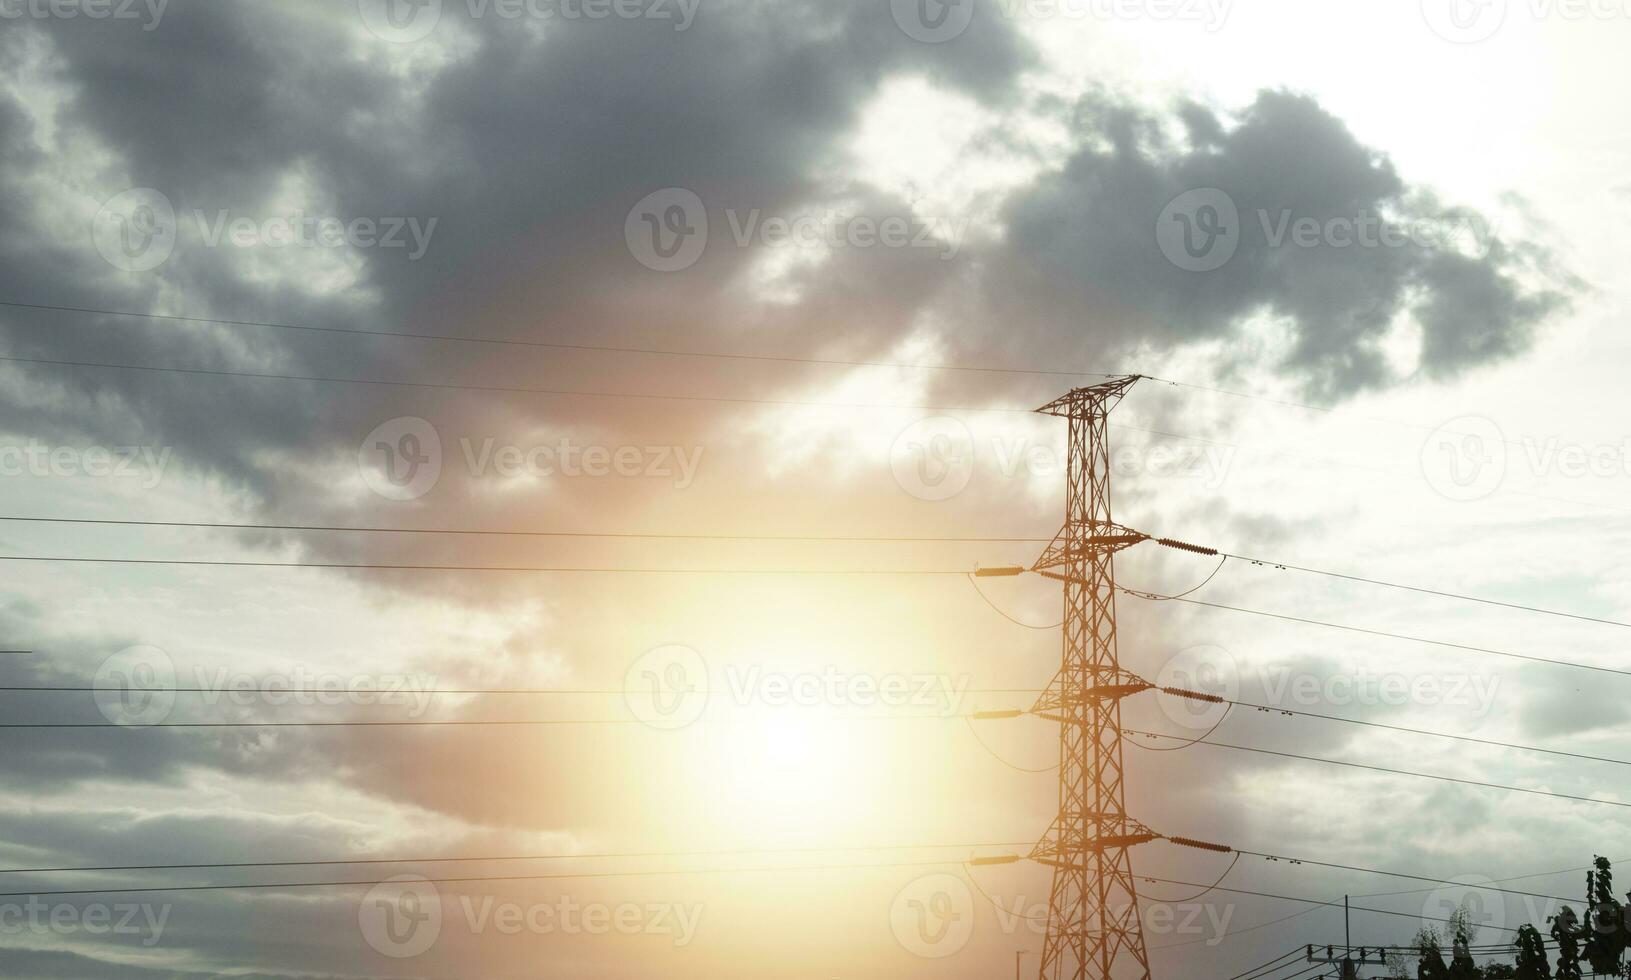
[1029,376,1156,980]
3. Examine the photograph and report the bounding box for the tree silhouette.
[1413,925,1451,980]
[1549,906,1582,980]
[1581,856,1626,976]
[1448,904,1481,980]
[1511,923,1550,979]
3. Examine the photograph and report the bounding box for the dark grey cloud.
[984,89,1576,400]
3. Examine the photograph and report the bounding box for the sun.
[697,709,884,839]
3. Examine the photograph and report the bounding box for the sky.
[0,0,1628,977]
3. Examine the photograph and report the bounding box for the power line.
[1020,559,1631,681]
[0,299,1111,379]
[1148,534,1631,631]
[1149,593,1631,680]
[2,836,1582,938]
[0,514,1052,545]
[0,685,1040,696]
[1,839,1034,876]
[1224,697,1631,768]
[0,554,968,574]
[1126,727,1631,812]
[1140,532,1631,630]
[1164,852,1621,956]
[965,572,1063,629]
[0,714,974,729]
[18,677,1624,772]
[49,513,1624,638]
[1128,874,1529,935]
[1219,848,1575,906]
[0,857,965,900]
[1223,947,1306,980]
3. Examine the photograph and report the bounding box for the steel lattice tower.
[1029,376,1156,980]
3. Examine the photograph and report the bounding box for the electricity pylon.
[1029,376,1155,980]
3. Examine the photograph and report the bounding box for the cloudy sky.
[0,0,1628,976]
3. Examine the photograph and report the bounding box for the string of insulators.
[1154,537,1219,556]
[973,565,1026,577]
[1166,836,1233,854]
[1159,685,1225,704]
